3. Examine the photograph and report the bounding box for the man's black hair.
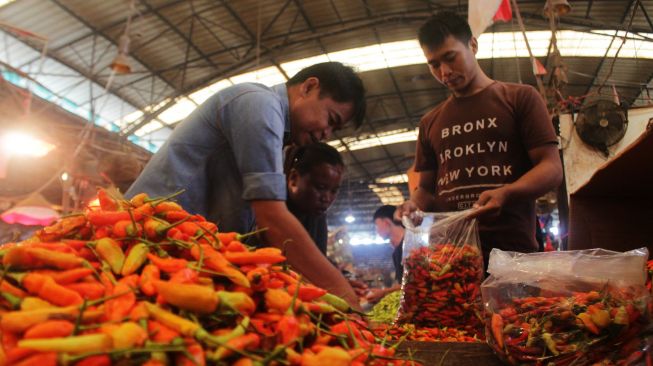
[287,62,366,129]
[373,205,402,227]
[285,142,344,176]
[418,11,473,49]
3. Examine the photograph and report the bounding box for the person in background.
[284,142,344,255]
[366,205,405,303]
[396,11,563,267]
[127,62,366,307]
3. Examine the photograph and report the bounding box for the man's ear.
[287,169,300,192]
[301,77,320,97]
[469,36,479,54]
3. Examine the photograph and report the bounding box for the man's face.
[422,35,479,95]
[290,77,354,146]
[288,163,344,215]
[374,218,391,240]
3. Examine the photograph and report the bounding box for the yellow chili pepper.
[18,333,112,354]
[154,280,219,314]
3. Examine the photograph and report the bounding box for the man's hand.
[365,288,389,303]
[468,186,510,219]
[349,279,368,298]
[394,200,423,226]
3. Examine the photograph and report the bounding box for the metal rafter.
[582,0,638,102]
[19,0,190,67]
[49,0,177,92]
[7,28,143,115]
[585,0,595,19]
[138,0,219,72]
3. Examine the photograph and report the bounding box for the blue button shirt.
[127,83,290,234]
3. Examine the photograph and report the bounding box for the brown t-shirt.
[415,81,557,256]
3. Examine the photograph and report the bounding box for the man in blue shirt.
[127,62,365,307]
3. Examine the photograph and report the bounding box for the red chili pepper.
[287,283,327,302]
[97,188,119,211]
[75,355,112,366]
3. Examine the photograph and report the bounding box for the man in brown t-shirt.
[397,11,563,264]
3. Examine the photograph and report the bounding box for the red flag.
[469,0,513,37]
[493,0,512,22]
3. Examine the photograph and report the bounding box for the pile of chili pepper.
[0,189,421,366]
[486,288,650,366]
[372,324,479,343]
[396,244,484,337]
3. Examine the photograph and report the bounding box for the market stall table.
[397,341,502,366]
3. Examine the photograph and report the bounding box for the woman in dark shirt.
[285,143,344,254]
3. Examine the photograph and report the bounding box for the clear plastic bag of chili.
[481,248,651,366]
[395,210,485,338]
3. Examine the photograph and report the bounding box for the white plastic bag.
[396,210,484,337]
[482,248,650,365]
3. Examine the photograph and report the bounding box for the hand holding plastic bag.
[395,209,485,337]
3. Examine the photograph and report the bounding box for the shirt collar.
[272,84,290,133]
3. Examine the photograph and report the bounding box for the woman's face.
[287,162,344,215]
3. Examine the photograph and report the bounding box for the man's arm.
[251,200,360,309]
[395,170,438,221]
[470,144,562,218]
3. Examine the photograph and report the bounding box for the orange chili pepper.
[113,220,143,238]
[190,245,249,288]
[154,201,184,214]
[23,320,75,339]
[176,340,206,366]
[139,264,160,296]
[147,253,188,273]
[148,320,181,343]
[246,267,269,292]
[5,348,36,365]
[164,210,193,222]
[105,281,136,321]
[1,279,28,298]
[224,247,286,265]
[168,268,199,284]
[65,281,105,300]
[3,246,85,270]
[13,352,57,366]
[44,268,93,285]
[210,333,260,361]
[491,313,504,349]
[226,241,247,252]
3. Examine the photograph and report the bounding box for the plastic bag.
[482,248,651,366]
[396,210,484,336]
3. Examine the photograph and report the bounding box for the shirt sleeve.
[220,90,287,201]
[414,118,438,172]
[516,85,558,150]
